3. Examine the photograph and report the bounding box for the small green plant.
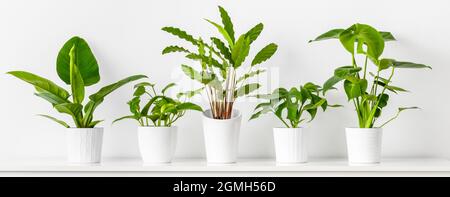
[113,81,203,127]
[162,6,278,119]
[7,36,146,128]
[309,23,431,128]
[250,82,340,128]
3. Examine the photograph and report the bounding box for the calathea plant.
[162,6,278,119]
[7,36,146,128]
[309,23,431,128]
[113,81,203,127]
[250,82,339,128]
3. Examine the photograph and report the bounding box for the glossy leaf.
[211,37,232,63]
[69,46,85,104]
[56,36,100,86]
[38,114,70,128]
[323,75,344,94]
[251,43,278,66]
[205,19,234,48]
[231,35,250,68]
[89,75,147,103]
[176,102,203,111]
[309,29,344,43]
[392,61,432,69]
[218,6,235,43]
[244,23,264,44]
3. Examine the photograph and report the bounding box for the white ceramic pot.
[273,127,308,163]
[138,126,177,163]
[345,127,383,165]
[66,128,103,163]
[202,109,242,164]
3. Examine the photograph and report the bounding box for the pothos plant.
[7,36,146,128]
[250,82,340,128]
[309,23,431,128]
[113,81,203,127]
[162,6,278,119]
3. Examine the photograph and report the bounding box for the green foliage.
[310,23,431,128]
[250,83,340,128]
[161,5,278,102]
[113,81,203,127]
[8,36,146,128]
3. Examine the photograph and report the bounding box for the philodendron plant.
[162,6,278,119]
[113,81,203,127]
[309,23,431,128]
[7,36,146,128]
[250,82,339,128]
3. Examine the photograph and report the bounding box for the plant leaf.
[34,92,69,106]
[176,87,204,99]
[236,69,266,83]
[7,71,70,102]
[161,27,198,46]
[323,75,344,94]
[251,43,278,66]
[89,75,147,103]
[162,45,190,54]
[218,6,235,43]
[37,114,70,128]
[88,120,103,128]
[231,35,251,68]
[392,61,432,69]
[244,23,264,44]
[112,115,137,124]
[205,19,234,48]
[69,45,85,104]
[56,36,100,86]
[176,102,203,112]
[309,29,344,43]
[162,83,176,95]
[181,64,214,84]
[211,37,232,63]
[334,66,362,78]
[343,78,367,100]
[379,107,419,127]
[380,31,396,41]
[185,53,223,70]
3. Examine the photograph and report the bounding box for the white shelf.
[0,157,449,177]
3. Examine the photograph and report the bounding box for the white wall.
[0,0,447,159]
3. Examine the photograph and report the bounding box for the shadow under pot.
[273,127,308,163]
[345,127,383,165]
[202,109,242,164]
[66,128,104,164]
[137,126,177,164]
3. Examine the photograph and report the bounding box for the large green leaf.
[231,35,250,68]
[54,103,83,126]
[251,43,278,66]
[218,6,235,43]
[8,71,70,102]
[244,23,264,44]
[34,92,69,106]
[89,75,147,102]
[56,36,100,86]
[334,66,362,78]
[339,24,385,59]
[343,78,368,100]
[185,53,223,70]
[69,46,85,104]
[161,27,198,46]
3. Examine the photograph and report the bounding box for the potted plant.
[161,6,278,163]
[7,36,146,164]
[113,81,202,163]
[309,23,431,165]
[250,83,339,163]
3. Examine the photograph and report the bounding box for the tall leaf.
[37,114,70,128]
[231,35,250,68]
[7,71,70,102]
[218,6,235,43]
[211,37,232,63]
[251,43,278,66]
[162,45,190,54]
[205,19,234,48]
[235,83,261,97]
[309,29,345,43]
[244,23,264,44]
[69,46,85,104]
[56,36,100,86]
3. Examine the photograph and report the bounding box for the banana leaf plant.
[113,81,203,127]
[309,23,431,128]
[162,6,278,119]
[250,82,340,128]
[7,36,146,128]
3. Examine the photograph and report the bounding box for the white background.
[0,0,447,160]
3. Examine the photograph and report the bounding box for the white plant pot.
[66,128,103,163]
[202,109,242,164]
[273,127,308,163]
[345,127,383,165]
[138,126,177,164]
